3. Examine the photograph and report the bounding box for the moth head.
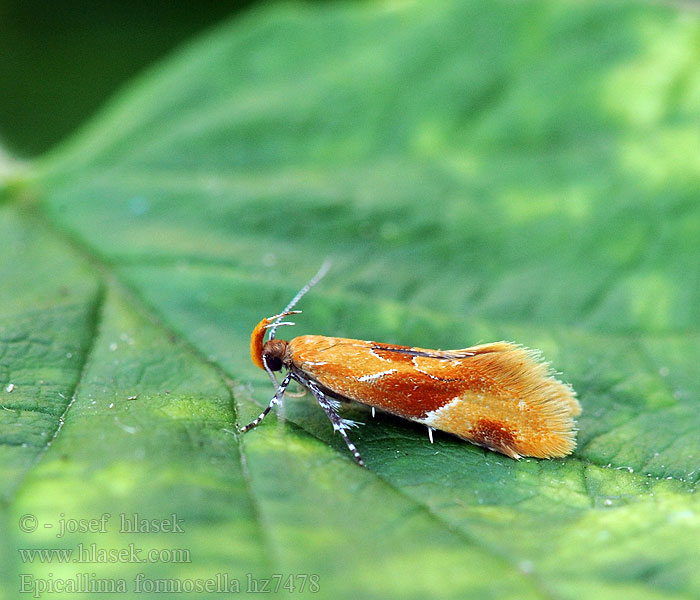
[250,313,297,371]
[250,262,330,373]
[261,339,289,372]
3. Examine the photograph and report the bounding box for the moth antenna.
[264,321,296,329]
[268,260,332,340]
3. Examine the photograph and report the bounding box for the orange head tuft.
[250,317,275,370]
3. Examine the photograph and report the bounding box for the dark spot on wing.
[469,418,518,457]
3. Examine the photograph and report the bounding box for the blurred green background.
[0,0,256,156]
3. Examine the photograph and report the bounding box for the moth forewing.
[286,336,580,460]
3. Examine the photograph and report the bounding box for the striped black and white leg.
[240,372,292,432]
[307,381,365,467]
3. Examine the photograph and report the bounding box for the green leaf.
[3,1,700,598]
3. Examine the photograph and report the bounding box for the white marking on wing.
[369,348,389,361]
[411,356,443,380]
[415,396,463,426]
[357,369,397,382]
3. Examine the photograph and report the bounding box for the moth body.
[255,331,580,461]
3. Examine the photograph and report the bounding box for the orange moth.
[243,263,581,467]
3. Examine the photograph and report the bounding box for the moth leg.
[239,372,292,432]
[427,426,435,444]
[307,381,366,467]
